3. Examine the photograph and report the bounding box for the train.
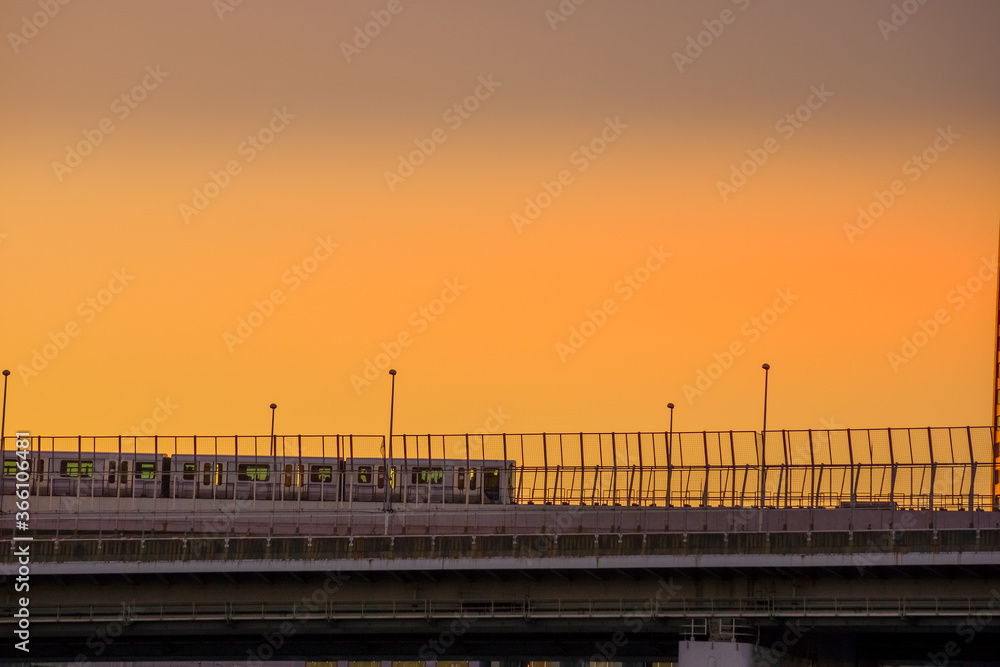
[0,449,517,505]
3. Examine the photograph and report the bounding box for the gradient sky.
[2,1,1000,439]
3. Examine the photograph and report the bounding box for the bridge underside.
[10,562,1000,664]
[6,507,1000,664]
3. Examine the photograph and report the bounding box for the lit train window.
[183,462,196,481]
[469,469,476,490]
[238,463,269,482]
[310,465,333,483]
[108,460,117,485]
[358,466,372,484]
[59,460,94,478]
[214,463,223,485]
[135,462,156,480]
[2,460,15,476]
[412,467,443,484]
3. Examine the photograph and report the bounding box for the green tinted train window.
[183,462,196,480]
[135,462,156,480]
[59,460,94,478]
[310,465,333,483]
[238,463,269,482]
[2,460,16,476]
[412,467,443,484]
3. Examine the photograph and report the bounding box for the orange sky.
[2,1,1000,440]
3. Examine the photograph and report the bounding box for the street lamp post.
[269,403,277,484]
[1,369,9,454]
[1,370,9,510]
[667,401,675,458]
[384,369,397,513]
[760,363,770,507]
[666,402,675,507]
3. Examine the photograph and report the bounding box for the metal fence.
[1,427,996,510]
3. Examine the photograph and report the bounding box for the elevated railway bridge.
[2,427,1000,666]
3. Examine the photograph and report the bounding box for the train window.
[311,465,333,483]
[135,462,156,480]
[203,463,211,485]
[59,460,94,478]
[358,466,372,484]
[120,461,128,482]
[377,466,396,489]
[37,459,44,480]
[238,463,269,482]
[183,462,196,481]
[2,460,15,476]
[457,468,465,490]
[412,467,443,485]
[484,468,499,492]
[214,463,223,486]
[469,469,476,490]
[284,464,294,488]
[108,460,117,485]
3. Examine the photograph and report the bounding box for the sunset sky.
[2,0,1000,440]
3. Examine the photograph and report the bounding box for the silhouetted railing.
[1,427,995,511]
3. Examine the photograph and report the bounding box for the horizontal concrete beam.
[15,544,1000,575]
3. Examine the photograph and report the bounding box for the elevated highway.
[4,505,1000,665]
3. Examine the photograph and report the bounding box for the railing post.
[665,431,673,507]
[809,429,816,508]
[888,429,897,507]
[848,429,856,507]
[702,431,710,507]
[930,462,937,511]
[542,432,548,505]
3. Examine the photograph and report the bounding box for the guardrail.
[6,596,1000,625]
[2,427,996,511]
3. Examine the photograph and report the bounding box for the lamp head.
[762,363,770,371]
[389,369,396,376]
[270,403,277,409]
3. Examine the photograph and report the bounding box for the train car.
[343,457,398,504]
[301,457,343,502]
[343,458,516,506]
[1,447,518,507]
[42,451,165,498]
[170,454,228,500]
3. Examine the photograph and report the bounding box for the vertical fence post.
[729,431,737,508]
[665,431,672,507]
[847,429,856,507]
[809,429,816,509]
[889,429,898,507]
[637,432,644,506]
[927,427,935,511]
[702,431,710,508]
[611,432,618,505]
[542,432,548,505]
[782,430,790,508]
[967,426,976,511]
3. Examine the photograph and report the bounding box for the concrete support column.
[679,640,755,666]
